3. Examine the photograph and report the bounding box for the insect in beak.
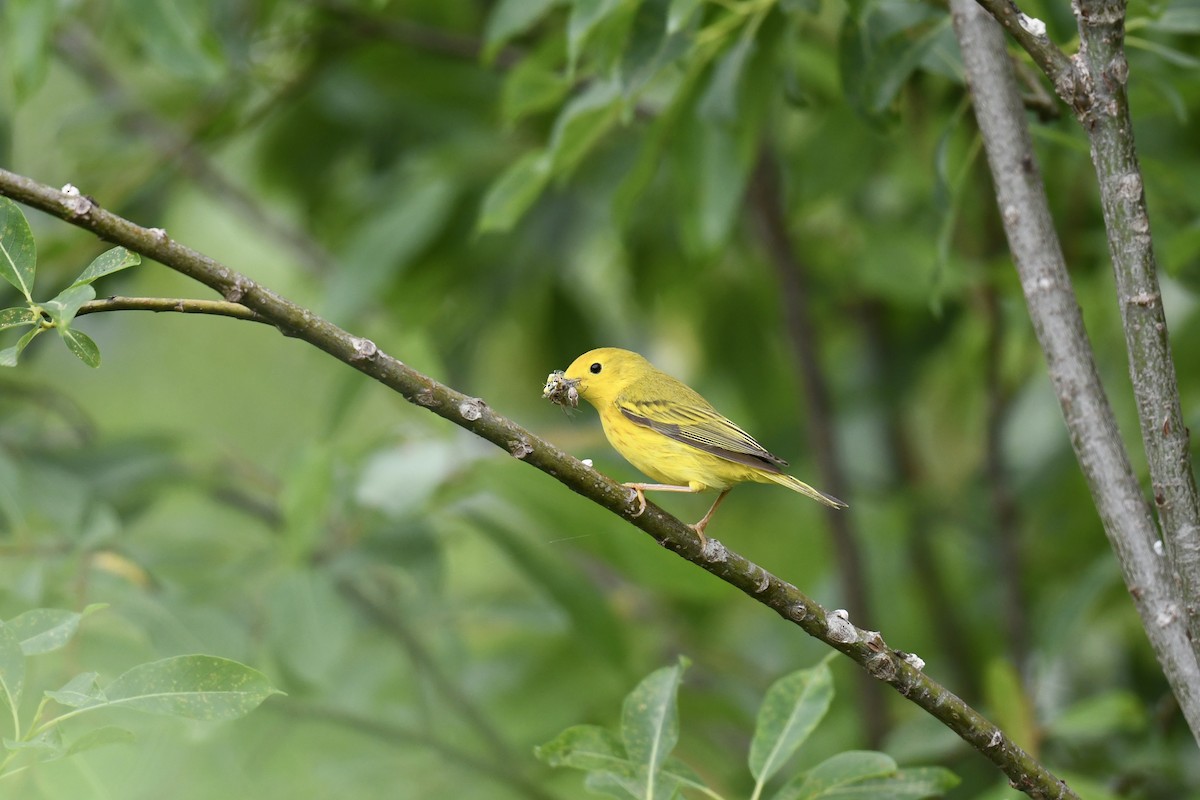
[543,370,581,409]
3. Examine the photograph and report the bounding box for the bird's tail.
[764,472,848,509]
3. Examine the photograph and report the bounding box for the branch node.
[702,538,728,563]
[224,278,253,303]
[415,386,437,408]
[458,397,486,422]
[148,227,170,243]
[60,183,95,217]
[865,651,897,682]
[350,336,379,361]
[897,649,926,672]
[506,436,533,460]
[826,608,860,644]
[752,567,770,593]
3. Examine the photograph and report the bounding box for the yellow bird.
[545,347,846,544]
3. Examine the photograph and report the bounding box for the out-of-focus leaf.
[0,326,40,367]
[536,724,630,771]
[45,672,104,709]
[326,161,457,317]
[114,0,223,81]
[568,0,626,70]
[749,662,834,785]
[2,727,63,763]
[0,622,24,719]
[547,78,625,177]
[100,655,279,720]
[1046,690,1148,741]
[1143,0,1200,32]
[266,568,354,686]
[621,657,688,782]
[0,196,36,301]
[502,57,572,125]
[483,0,565,63]
[58,327,101,368]
[279,443,334,559]
[2,0,57,100]
[477,151,552,233]
[698,29,757,122]
[824,767,960,799]
[983,659,1036,753]
[668,0,703,33]
[774,750,898,800]
[840,5,953,121]
[7,605,105,655]
[70,247,141,288]
[1126,35,1200,67]
[462,504,627,667]
[66,725,136,756]
[0,306,37,331]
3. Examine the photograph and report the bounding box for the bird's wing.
[616,394,788,474]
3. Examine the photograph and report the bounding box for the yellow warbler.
[544,347,846,544]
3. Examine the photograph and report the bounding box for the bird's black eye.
[590,362,602,374]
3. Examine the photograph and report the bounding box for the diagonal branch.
[949,0,1200,744]
[0,167,1077,799]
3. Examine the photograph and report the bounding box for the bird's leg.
[620,482,701,518]
[690,489,731,548]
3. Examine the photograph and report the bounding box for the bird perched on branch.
[543,347,845,545]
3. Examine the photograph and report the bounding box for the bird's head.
[561,347,650,407]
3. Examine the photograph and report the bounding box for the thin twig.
[77,296,266,323]
[0,168,1079,799]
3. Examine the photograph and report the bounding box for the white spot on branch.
[458,397,485,421]
[1017,13,1046,37]
[826,609,859,643]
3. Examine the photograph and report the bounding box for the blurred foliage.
[1,0,1199,797]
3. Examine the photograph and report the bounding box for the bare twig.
[0,167,1079,798]
[948,0,1200,743]
[77,296,265,323]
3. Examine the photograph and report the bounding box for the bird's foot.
[622,484,647,517]
[687,522,709,550]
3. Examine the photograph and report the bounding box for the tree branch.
[1073,0,1200,666]
[0,167,1077,799]
[949,0,1200,744]
[747,146,888,748]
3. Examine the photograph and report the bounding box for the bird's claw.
[623,485,647,517]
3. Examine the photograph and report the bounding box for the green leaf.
[774,751,897,800]
[0,306,37,331]
[114,0,223,81]
[620,657,688,785]
[483,0,564,63]
[1125,35,1200,68]
[99,655,278,720]
[1045,690,1148,741]
[66,725,136,756]
[46,672,105,708]
[43,284,96,327]
[7,605,105,656]
[839,6,954,121]
[749,662,835,785]
[59,327,101,368]
[0,623,25,721]
[501,57,572,125]
[70,247,141,288]
[568,0,626,70]
[547,78,625,177]
[0,326,40,367]
[477,151,552,233]
[537,724,632,772]
[698,29,758,122]
[825,766,960,799]
[982,658,1036,752]
[667,0,703,33]
[2,0,57,100]
[0,196,36,301]
[1145,0,1200,32]
[3,727,64,762]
